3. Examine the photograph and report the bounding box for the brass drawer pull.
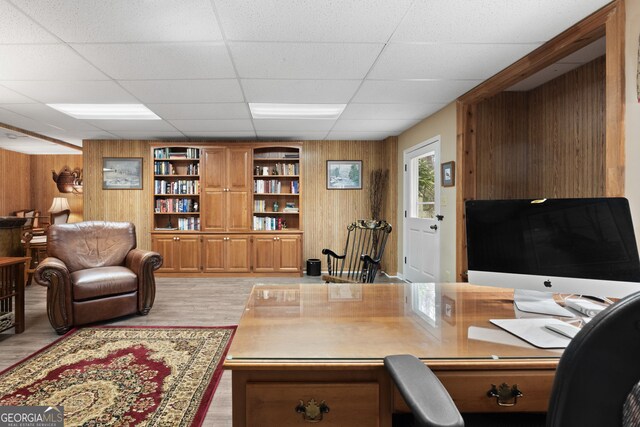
[295,398,330,422]
[487,383,523,406]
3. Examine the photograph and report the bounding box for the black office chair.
[385,290,640,427]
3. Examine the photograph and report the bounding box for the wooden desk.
[225,283,562,426]
[0,257,30,334]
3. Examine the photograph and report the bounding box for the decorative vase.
[273,201,279,212]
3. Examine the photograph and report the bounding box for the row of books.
[254,163,299,176]
[154,180,200,195]
[177,217,200,230]
[253,216,286,231]
[153,147,200,159]
[254,180,299,194]
[155,198,198,213]
[154,162,200,176]
[254,152,299,159]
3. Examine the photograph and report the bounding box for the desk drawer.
[247,382,379,426]
[393,370,555,413]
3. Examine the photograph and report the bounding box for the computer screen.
[465,198,640,298]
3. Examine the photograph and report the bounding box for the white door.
[403,136,441,283]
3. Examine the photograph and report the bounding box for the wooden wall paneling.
[29,155,83,223]
[475,92,530,200]
[83,140,152,250]
[301,140,397,276]
[382,136,398,276]
[456,102,477,281]
[0,148,31,215]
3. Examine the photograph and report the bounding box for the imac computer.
[465,198,640,299]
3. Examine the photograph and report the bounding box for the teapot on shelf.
[52,167,83,194]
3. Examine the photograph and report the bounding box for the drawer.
[393,370,555,413]
[247,382,379,426]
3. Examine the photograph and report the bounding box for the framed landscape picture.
[327,160,362,190]
[103,157,143,189]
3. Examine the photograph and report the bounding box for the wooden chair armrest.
[321,248,345,259]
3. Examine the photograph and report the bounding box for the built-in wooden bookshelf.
[152,146,201,231]
[252,146,301,231]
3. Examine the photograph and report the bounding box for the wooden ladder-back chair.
[322,219,392,283]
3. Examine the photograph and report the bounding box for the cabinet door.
[152,235,177,272]
[177,235,201,272]
[227,235,251,272]
[202,190,225,232]
[253,236,276,272]
[203,147,225,191]
[226,147,251,191]
[203,236,225,272]
[277,235,301,272]
[227,191,250,231]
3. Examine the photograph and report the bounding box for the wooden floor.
[0,274,401,426]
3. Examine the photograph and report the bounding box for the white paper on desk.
[490,318,573,349]
[513,290,575,317]
[468,326,534,349]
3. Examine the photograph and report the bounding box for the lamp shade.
[48,197,71,213]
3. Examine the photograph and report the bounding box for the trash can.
[306,258,321,276]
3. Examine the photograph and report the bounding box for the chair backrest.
[47,221,136,272]
[546,290,640,426]
[50,209,70,225]
[336,219,392,283]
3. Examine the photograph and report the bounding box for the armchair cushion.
[48,221,136,272]
[71,266,138,301]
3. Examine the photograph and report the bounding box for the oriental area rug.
[0,326,235,426]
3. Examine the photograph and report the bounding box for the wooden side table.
[0,257,30,333]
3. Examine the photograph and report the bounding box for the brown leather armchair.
[35,221,162,334]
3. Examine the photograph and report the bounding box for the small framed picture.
[103,157,143,190]
[441,161,455,187]
[327,160,362,190]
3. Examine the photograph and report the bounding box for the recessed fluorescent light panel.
[249,103,346,120]
[47,104,161,120]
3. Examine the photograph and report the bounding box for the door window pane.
[414,152,435,219]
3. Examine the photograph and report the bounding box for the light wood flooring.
[0,274,401,426]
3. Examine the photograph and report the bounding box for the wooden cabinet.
[253,234,302,273]
[151,143,303,276]
[202,146,251,232]
[203,235,251,273]
[152,234,201,273]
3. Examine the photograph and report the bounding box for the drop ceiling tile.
[147,103,250,120]
[0,0,59,43]
[326,131,391,140]
[1,80,138,103]
[241,79,361,103]
[40,129,116,145]
[83,119,178,132]
[256,131,328,140]
[353,80,481,104]
[108,131,186,139]
[0,107,69,133]
[371,43,540,80]
[230,42,383,79]
[0,104,105,131]
[341,103,446,120]
[72,43,235,80]
[0,138,80,154]
[0,85,37,103]
[559,37,606,64]
[168,119,254,132]
[392,0,610,43]
[12,0,222,43]
[506,63,585,92]
[215,0,413,42]
[183,131,257,139]
[253,119,335,132]
[333,119,419,133]
[0,44,107,80]
[118,80,244,103]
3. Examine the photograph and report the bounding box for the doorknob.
[430,224,438,230]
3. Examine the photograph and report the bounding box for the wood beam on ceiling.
[0,122,82,152]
